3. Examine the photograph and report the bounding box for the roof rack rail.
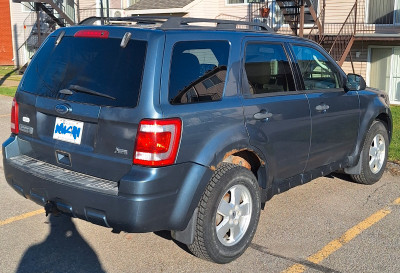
[78,16,273,32]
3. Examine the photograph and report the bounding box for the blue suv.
[3,17,392,263]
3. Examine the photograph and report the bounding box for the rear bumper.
[3,136,213,232]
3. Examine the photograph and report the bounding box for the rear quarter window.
[168,40,230,104]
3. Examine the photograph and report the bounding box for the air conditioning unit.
[112,9,125,17]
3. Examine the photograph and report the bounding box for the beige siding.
[341,41,369,77]
[324,0,356,24]
[342,60,367,78]
[126,0,249,20]
[79,0,96,10]
[9,1,31,66]
[186,0,253,24]
[215,0,249,19]
[185,0,221,19]
[110,0,122,9]
[192,0,220,18]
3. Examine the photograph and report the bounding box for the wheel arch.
[171,146,268,245]
[345,102,392,175]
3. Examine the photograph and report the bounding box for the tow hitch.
[44,201,61,216]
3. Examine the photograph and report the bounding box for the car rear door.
[241,39,311,182]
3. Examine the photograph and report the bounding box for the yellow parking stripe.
[394,198,400,205]
[0,114,10,118]
[0,209,45,227]
[282,206,394,273]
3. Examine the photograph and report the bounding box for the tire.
[351,121,389,185]
[188,163,261,264]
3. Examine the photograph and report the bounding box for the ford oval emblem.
[55,104,71,115]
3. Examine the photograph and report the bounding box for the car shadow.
[16,214,105,273]
[153,230,193,256]
[326,172,355,183]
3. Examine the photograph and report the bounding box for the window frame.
[241,41,298,99]
[288,43,346,93]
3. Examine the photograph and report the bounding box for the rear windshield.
[20,34,147,108]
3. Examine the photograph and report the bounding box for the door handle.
[253,110,273,120]
[315,104,330,112]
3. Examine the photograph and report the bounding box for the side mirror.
[345,73,366,91]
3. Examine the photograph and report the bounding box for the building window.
[369,47,400,104]
[367,0,400,24]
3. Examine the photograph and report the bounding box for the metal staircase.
[275,0,322,36]
[307,2,357,68]
[14,0,76,26]
[36,3,67,27]
[325,2,357,67]
[247,0,357,68]
[15,0,76,71]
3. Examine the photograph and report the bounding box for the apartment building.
[3,0,399,104]
[126,0,400,104]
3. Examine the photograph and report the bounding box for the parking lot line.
[281,200,397,273]
[0,114,10,118]
[0,209,44,227]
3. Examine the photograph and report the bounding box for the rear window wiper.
[59,85,116,100]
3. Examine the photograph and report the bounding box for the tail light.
[11,97,19,134]
[133,118,182,167]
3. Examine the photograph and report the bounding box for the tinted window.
[169,41,230,104]
[21,35,147,108]
[292,45,341,90]
[244,43,295,95]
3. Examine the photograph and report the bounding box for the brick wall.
[0,0,14,65]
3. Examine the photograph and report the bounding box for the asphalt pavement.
[0,94,399,273]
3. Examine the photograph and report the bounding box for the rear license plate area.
[53,117,84,145]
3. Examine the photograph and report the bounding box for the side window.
[244,43,295,95]
[292,45,341,90]
[169,41,230,104]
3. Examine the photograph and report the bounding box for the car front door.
[290,44,360,172]
[241,41,311,182]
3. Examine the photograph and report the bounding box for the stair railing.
[327,1,357,64]
[50,0,75,24]
[306,3,325,42]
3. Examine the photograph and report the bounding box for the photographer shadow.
[17,214,105,273]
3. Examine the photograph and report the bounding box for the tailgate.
[15,27,149,181]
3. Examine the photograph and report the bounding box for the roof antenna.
[106,0,110,23]
[100,0,105,25]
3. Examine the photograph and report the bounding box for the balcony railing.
[241,0,399,36]
[321,0,400,35]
